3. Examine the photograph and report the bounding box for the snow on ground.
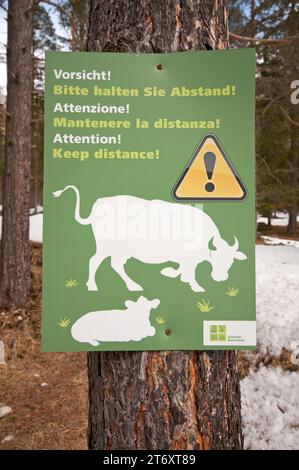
[261,235,299,248]
[29,205,43,215]
[256,245,299,355]
[258,211,299,227]
[28,213,43,243]
[0,212,43,243]
[241,366,299,450]
[245,246,299,450]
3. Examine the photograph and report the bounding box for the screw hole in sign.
[157,64,163,70]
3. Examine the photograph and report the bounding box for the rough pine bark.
[87,0,243,450]
[0,1,32,308]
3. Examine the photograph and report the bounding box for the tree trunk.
[70,0,88,51]
[87,0,243,450]
[287,117,298,236]
[287,205,297,236]
[267,214,271,227]
[33,145,39,214]
[0,1,32,308]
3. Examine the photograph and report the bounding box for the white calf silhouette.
[71,296,159,346]
[53,185,247,293]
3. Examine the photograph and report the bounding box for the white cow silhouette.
[53,185,247,292]
[71,296,159,346]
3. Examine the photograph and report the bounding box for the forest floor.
[0,216,298,449]
[257,212,299,246]
[0,244,88,449]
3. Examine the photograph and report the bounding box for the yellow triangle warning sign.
[172,134,247,201]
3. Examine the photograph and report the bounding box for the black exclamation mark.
[203,151,216,192]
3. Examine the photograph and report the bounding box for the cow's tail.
[52,185,91,226]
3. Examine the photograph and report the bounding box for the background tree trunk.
[287,116,298,236]
[0,0,32,308]
[87,0,243,450]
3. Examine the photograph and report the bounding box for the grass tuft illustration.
[155,315,167,325]
[226,287,239,297]
[196,299,215,312]
[65,278,78,288]
[57,318,71,328]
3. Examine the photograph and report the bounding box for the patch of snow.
[0,211,43,243]
[258,212,299,227]
[275,211,289,219]
[261,236,299,248]
[290,340,299,366]
[29,213,43,243]
[0,406,12,418]
[256,245,299,355]
[1,435,13,443]
[29,205,43,215]
[258,216,288,227]
[241,366,299,450]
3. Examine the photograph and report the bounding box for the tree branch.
[262,94,286,115]
[277,105,299,128]
[0,3,7,13]
[38,0,81,50]
[261,94,299,127]
[229,31,299,45]
[257,155,284,188]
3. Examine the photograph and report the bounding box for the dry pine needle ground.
[0,243,88,450]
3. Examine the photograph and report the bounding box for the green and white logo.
[210,325,227,342]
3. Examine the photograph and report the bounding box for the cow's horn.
[232,236,239,250]
[210,235,222,249]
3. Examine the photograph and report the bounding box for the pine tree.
[31,3,57,211]
[86,0,243,451]
[58,0,89,51]
[229,0,299,234]
[0,0,33,308]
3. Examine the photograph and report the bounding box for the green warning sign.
[42,49,256,352]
